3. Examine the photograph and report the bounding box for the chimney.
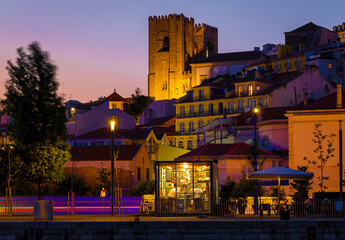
[337,83,342,108]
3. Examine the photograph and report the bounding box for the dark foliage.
[126,88,153,125]
[219,176,237,199]
[53,172,91,196]
[290,166,313,199]
[129,180,155,196]
[3,42,70,199]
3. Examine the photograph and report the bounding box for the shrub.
[219,176,238,199]
[130,180,155,196]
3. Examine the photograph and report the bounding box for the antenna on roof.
[114,87,116,93]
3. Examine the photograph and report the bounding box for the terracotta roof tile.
[73,127,153,140]
[142,116,175,127]
[75,92,126,111]
[73,127,122,140]
[118,129,151,140]
[235,106,297,126]
[292,89,344,110]
[103,91,126,102]
[71,145,141,161]
[176,142,277,160]
[76,102,100,110]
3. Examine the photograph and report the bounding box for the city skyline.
[1,0,344,103]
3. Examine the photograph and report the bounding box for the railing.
[0,196,141,221]
[236,91,255,97]
[1,197,344,221]
[177,109,243,118]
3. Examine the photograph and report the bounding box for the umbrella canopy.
[248,166,313,180]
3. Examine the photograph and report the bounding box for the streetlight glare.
[254,108,259,113]
[110,120,115,131]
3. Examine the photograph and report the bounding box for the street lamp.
[339,120,343,201]
[253,106,259,214]
[110,116,116,216]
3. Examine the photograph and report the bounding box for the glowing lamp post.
[110,116,115,216]
[254,107,259,214]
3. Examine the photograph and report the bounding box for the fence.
[0,197,344,221]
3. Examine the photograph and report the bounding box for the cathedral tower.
[148,14,218,100]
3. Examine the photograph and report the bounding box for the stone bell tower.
[148,14,218,100]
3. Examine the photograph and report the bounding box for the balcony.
[236,91,254,98]
[176,108,244,119]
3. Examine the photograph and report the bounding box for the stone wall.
[1,220,345,240]
[148,14,218,100]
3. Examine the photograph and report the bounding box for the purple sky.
[0,0,344,103]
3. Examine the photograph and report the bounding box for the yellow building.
[247,45,306,73]
[175,76,273,150]
[333,23,345,43]
[175,68,334,150]
[285,85,345,195]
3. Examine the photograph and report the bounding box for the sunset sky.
[0,0,344,103]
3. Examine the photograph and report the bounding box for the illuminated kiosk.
[155,161,218,215]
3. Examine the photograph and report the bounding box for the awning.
[248,166,313,180]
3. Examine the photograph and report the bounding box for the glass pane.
[193,163,211,212]
[159,163,176,199]
[175,162,193,212]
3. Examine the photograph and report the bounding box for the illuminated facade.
[174,67,335,150]
[148,14,218,100]
[286,86,345,194]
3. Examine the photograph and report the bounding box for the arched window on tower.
[163,36,169,51]
[206,41,214,58]
[193,41,198,56]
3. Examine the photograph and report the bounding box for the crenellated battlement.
[149,14,197,24]
[183,70,192,75]
[149,13,186,21]
[194,23,217,32]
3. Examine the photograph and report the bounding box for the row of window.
[270,57,302,70]
[178,140,193,150]
[179,98,265,117]
[237,85,260,97]
[179,121,203,133]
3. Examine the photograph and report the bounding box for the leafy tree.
[290,166,313,199]
[219,176,238,199]
[304,123,335,192]
[247,142,265,173]
[3,42,70,199]
[95,164,112,194]
[126,88,153,125]
[129,180,155,196]
[0,147,13,196]
[236,173,265,198]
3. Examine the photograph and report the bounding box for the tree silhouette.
[4,42,70,199]
[304,123,335,192]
